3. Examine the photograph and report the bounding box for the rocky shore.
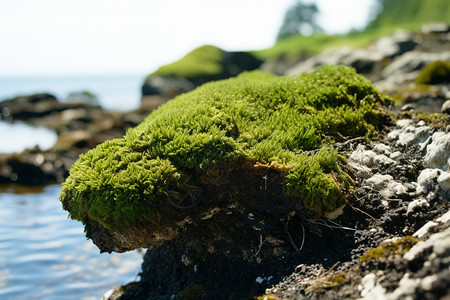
[1,23,449,299]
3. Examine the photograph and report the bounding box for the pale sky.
[0,0,375,77]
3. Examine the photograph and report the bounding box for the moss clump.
[60,65,390,230]
[359,236,419,263]
[415,60,450,85]
[149,45,224,79]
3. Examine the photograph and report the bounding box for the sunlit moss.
[359,236,419,263]
[60,65,390,229]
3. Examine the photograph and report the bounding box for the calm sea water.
[0,74,145,112]
[0,122,58,154]
[0,184,143,300]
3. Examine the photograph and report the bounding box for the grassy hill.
[255,0,450,62]
[366,0,450,31]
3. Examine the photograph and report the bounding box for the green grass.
[148,45,224,79]
[366,0,450,31]
[60,65,390,230]
[253,31,388,61]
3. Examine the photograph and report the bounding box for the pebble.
[381,181,408,199]
[349,145,377,167]
[416,168,443,194]
[424,132,450,170]
[407,198,430,216]
[366,174,393,190]
[373,143,391,155]
[442,99,450,114]
[437,172,450,197]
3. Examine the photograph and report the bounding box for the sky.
[0,0,376,77]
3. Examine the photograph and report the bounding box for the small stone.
[424,132,450,170]
[401,104,415,111]
[373,143,391,155]
[349,145,377,167]
[349,162,373,179]
[367,174,393,190]
[416,168,443,194]
[374,154,396,166]
[381,181,408,199]
[437,172,450,196]
[390,151,403,160]
[397,119,414,128]
[442,100,450,114]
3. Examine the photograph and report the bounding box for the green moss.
[149,45,224,79]
[415,60,450,85]
[60,65,390,230]
[414,112,450,129]
[359,236,419,263]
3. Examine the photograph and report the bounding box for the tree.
[277,0,322,41]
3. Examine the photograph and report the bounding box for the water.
[0,74,146,112]
[0,184,143,300]
[0,121,58,154]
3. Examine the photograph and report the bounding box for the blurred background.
[0,0,449,299]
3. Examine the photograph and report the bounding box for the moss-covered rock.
[141,45,263,98]
[60,65,391,252]
[415,60,450,84]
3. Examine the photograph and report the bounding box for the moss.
[415,60,450,85]
[149,45,224,79]
[181,284,206,300]
[60,65,390,230]
[359,236,419,263]
[414,112,450,129]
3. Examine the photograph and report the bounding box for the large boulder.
[141,45,263,107]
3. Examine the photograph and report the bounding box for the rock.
[349,145,377,168]
[424,132,450,170]
[285,48,352,76]
[416,168,443,194]
[285,30,419,80]
[366,174,393,190]
[0,93,58,120]
[0,156,47,185]
[382,51,450,80]
[387,121,432,147]
[442,100,450,114]
[141,45,263,102]
[437,172,450,197]
[421,23,450,35]
[64,91,100,106]
[380,181,408,199]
